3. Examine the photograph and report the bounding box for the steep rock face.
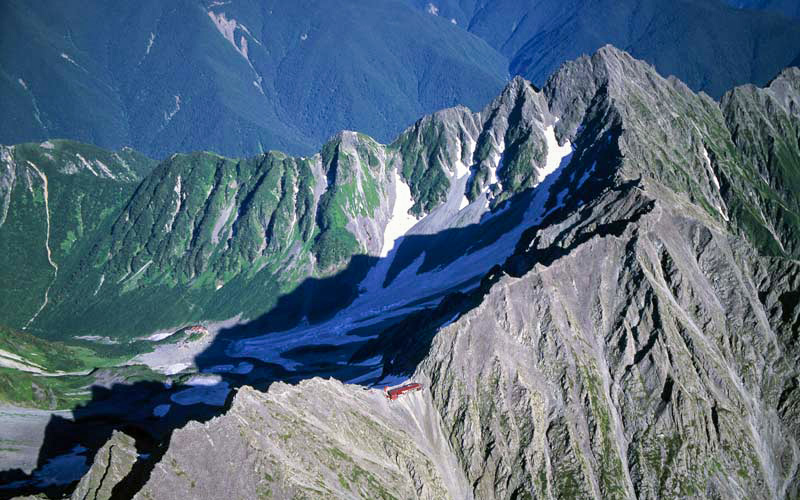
[59,47,800,500]
[134,382,465,500]
[416,190,798,499]
[721,67,800,256]
[70,431,138,500]
[361,48,800,499]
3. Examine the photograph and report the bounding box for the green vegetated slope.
[0,141,154,330]
[2,47,800,358]
[0,0,507,158]
[0,324,162,409]
[724,0,800,19]
[0,132,401,342]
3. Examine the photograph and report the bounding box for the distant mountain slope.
[407,0,800,99]
[724,0,800,20]
[0,0,507,158]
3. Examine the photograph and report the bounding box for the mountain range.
[2,0,800,160]
[0,45,799,498]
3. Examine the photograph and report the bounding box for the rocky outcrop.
[70,431,138,500]
[134,382,466,499]
[22,47,800,499]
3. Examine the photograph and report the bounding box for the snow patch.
[346,367,382,385]
[576,161,596,189]
[459,196,469,210]
[453,158,470,179]
[75,153,98,176]
[702,147,720,190]
[164,95,181,123]
[439,313,461,330]
[701,147,728,221]
[380,171,419,257]
[426,3,439,15]
[186,374,223,386]
[33,446,88,486]
[239,35,248,59]
[17,78,27,90]
[153,404,171,417]
[485,139,505,194]
[171,381,230,406]
[161,363,191,375]
[165,175,183,232]
[145,32,156,55]
[147,330,176,342]
[204,362,253,374]
[39,141,54,150]
[300,33,308,41]
[74,335,118,345]
[124,260,152,285]
[352,355,382,367]
[93,159,115,179]
[451,18,457,24]
[60,53,80,68]
[541,125,573,182]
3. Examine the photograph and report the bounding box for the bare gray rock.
[71,431,138,500]
[72,47,800,499]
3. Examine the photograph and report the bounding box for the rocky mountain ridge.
[49,46,800,499]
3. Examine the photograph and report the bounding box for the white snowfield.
[380,171,419,257]
[170,376,230,406]
[541,125,573,182]
[153,404,171,417]
[227,130,575,383]
[33,445,88,487]
[203,362,253,375]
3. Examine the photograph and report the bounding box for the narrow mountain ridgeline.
[1,47,800,499]
[0,73,579,342]
[28,46,800,500]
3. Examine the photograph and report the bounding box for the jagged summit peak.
[493,74,539,105]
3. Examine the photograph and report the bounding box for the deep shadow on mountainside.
[1,46,800,498]
[0,182,563,499]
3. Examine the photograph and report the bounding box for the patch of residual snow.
[380,171,419,257]
[541,125,572,182]
[34,445,88,486]
[701,146,728,221]
[152,404,171,417]
[145,32,156,55]
[170,375,230,406]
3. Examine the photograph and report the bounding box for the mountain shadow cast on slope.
[0,188,553,498]
[0,132,622,498]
